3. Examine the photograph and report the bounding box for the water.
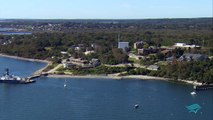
[0,57,46,77]
[0,28,32,35]
[0,32,32,35]
[0,28,15,31]
[0,56,213,120]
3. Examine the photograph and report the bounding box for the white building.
[84,50,95,55]
[118,42,129,51]
[175,43,186,47]
[61,51,68,55]
[174,43,200,49]
[63,62,76,68]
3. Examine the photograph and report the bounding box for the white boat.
[191,91,196,95]
[64,79,67,87]
[134,104,139,108]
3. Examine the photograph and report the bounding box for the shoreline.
[0,53,50,64]
[47,74,169,80]
[47,74,202,85]
[48,74,122,79]
[47,74,165,81]
[0,53,51,76]
[0,53,202,86]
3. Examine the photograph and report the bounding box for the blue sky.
[0,0,212,19]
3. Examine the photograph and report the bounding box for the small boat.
[191,91,196,95]
[134,104,139,109]
[64,79,67,87]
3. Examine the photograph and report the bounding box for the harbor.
[0,54,213,120]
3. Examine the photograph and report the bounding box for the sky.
[0,0,212,19]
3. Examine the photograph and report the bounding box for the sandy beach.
[48,74,122,79]
[47,74,202,85]
[0,53,50,64]
[47,74,170,81]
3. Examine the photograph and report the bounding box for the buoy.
[134,104,139,109]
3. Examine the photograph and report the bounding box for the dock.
[0,68,50,84]
[15,72,48,84]
[20,79,36,84]
[15,73,49,84]
[194,84,213,90]
[27,75,42,80]
[27,73,49,80]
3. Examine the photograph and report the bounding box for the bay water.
[0,56,212,120]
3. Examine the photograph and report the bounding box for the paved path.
[47,64,63,74]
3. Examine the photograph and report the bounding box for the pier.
[194,84,213,90]
[21,73,48,84]
[27,75,42,80]
[27,72,49,80]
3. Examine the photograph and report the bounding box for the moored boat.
[0,68,35,84]
[190,91,196,95]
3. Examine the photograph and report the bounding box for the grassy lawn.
[128,57,141,64]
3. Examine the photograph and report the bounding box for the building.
[138,48,159,56]
[61,51,68,55]
[134,41,145,49]
[62,59,75,68]
[75,47,81,51]
[160,50,172,57]
[138,49,151,55]
[63,62,76,68]
[128,53,144,60]
[70,44,86,52]
[179,53,209,62]
[89,59,101,67]
[70,57,89,67]
[174,43,201,49]
[175,43,186,47]
[147,65,160,71]
[91,43,101,51]
[118,42,129,51]
[84,50,95,55]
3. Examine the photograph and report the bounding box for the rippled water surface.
[0,57,212,120]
